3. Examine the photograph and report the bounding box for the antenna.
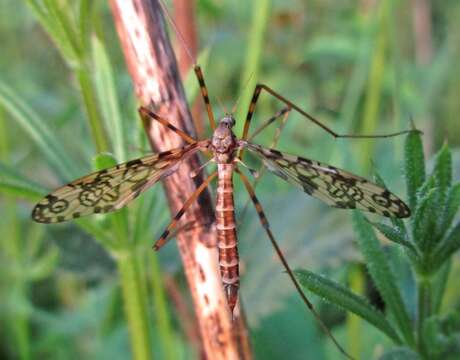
[159,0,229,118]
[158,0,196,65]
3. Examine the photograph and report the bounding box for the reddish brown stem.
[109,1,250,359]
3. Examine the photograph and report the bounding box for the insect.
[31,4,412,359]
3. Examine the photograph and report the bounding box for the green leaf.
[439,183,460,233]
[74,219,114,248]
[0,81,77,180]
[422,315,460,360]
[296,269,401,344]
[431,260,452,314]
[432,142,452,195]
[378,347,420,360]
[24,0,78,64]
[93,152,117,171]
[0,162,48,201]
[416,174,436,201]
[79,0,94,55]
[76,68,109,153]
[404,130,425,210]
[43,0,83,62]
[352,212,415,346]
[412,188,438,253]
[92,36,126,161]
[370,221,418,255]
[432,222,460,270]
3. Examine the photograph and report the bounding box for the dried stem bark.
[109,1,251,359]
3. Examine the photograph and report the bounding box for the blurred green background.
[1,0,460,359]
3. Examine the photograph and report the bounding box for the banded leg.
[241,83,416,142]
[236,167,354,360]
[194,65,216,130]
[139,106,196,144]
[153,171,217,251]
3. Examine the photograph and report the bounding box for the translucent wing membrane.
[243,142,410,218]
[32,142,207,223]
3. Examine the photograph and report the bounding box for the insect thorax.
[211,115,238,164]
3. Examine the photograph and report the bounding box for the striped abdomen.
[216,163,239,313]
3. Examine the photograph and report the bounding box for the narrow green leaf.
[92,36,126,161]
[432,222,460,270]
[74,219,114,248]
[370,221,418,255]
[352,212,415,346]
[76,68,109,153]
[439,182,460,232]
[235,0,271,130]
[412,188,438,253]
[416,174,436,201]
[93,152,117,171]
[43,0,83,61]
[431,260,451,313]
[79,0,94,55]
[404,130,425,210]
[25,0,78,63]
[0,163,48,201]
[296,269,401,344]
[379,347,420,360]
[0,81,77,179]
[432,142,452,194]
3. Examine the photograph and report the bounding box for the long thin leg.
[238,107,290,222]
[241,83,416,142]
[139,106,197,144]
[236,167,354,360]
[153,171,217,250]
[194,65,216,130]
[247,106,291,142]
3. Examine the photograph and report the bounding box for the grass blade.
[0,81,77,180]
[92,37,126,161]
[0,163,47,201]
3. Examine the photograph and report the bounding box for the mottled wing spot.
[31,143,202,223]
[244,142,411,219]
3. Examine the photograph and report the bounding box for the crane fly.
[31,5,413,359]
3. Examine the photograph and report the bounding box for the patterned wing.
[32,143,205,223]
[244,142,410,218]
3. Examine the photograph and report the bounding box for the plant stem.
[417,277,431,357]
[116,251,152,360]
[150,252,175,360]
[346,265,364,359]
[235,0,271,133]
[76,67,109,153]
[359,2,388,171]
[110,1,247,358]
